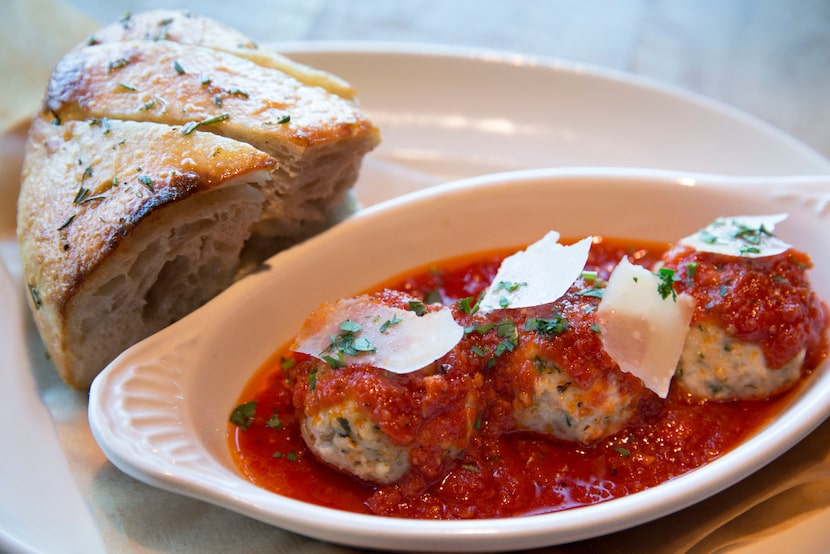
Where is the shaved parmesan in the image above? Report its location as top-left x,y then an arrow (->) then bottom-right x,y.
478,233 -> 592,312
293,296 -> 464,374
680,214 -> 791,258
596,258 -> 695,398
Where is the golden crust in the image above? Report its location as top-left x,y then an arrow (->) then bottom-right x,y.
46,39 -> 376,152
82,9 -> 356,100
17,116 -> 276,387
19,116 -> 276,296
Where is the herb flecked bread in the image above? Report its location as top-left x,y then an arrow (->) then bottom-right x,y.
16,10 -> 380,390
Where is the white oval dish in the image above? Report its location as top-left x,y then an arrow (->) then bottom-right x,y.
88,167 -> 830,552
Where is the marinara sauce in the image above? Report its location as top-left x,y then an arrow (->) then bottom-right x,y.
228,237 -> 816,519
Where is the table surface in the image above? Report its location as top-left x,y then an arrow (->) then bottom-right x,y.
2,1 -> 829,553
64,0 -> 830,162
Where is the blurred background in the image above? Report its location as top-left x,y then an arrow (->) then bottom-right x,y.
20,0 -> 830,161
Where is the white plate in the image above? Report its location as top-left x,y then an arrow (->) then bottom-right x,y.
1,44 -> 829,553
88,168 -> 830,552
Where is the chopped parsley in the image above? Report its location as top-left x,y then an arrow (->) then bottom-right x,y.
494,280 -> 526,293
732,221 -> 773,245
465,322 -> 496,336
524,312 -> 569,337
655,267 -> 677,300
492,280 -> 527,308
493,319 -> 519,357
686,262 -> 698,277
273,450 -> 299,461
575,286 -> 604,299
265,410 -> 283,429
456,292 -> 484,315
456,296 -> 476,315
407,300 -> 427,316
581,270 -> 599,282
424,289 -> 442,304
379,314 -> 403,333
320,320 -> 376,368
229,400 -> 257,430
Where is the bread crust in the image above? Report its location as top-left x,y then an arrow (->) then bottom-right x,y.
46,39 -> 374,150
82,9 -> 356,100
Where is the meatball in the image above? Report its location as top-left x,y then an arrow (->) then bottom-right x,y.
484,284 -> 653,445
290,290 -> 483,485
300,394 -> 410,484
662,244 -> 828,401
676,322 -> 804,400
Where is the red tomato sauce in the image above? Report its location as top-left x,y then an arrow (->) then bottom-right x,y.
662,244 -> 828,369
228,237 -> 815,519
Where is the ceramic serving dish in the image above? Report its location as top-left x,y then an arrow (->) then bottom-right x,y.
88,167 -> 830,552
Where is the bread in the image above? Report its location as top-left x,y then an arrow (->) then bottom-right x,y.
82,9 -> 357,100
17,10 -> 380,390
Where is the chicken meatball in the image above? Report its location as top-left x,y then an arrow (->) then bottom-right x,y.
483,283 -> 653,445
676,322 -> 804,400
290,290 -> 483,485
663,244 -> 828,401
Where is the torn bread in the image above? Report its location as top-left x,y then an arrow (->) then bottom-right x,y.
17,11 -> 380,389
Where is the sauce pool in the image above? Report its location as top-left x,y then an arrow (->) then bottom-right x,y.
228,237 -> 804,519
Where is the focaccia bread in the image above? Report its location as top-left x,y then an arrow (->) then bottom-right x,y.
17,10 -> 380,390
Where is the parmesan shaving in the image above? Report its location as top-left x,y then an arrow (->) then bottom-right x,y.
596,257 -> 695,398
479,233 -> 592,312
679,214 -> 791,258
293,296 -> 464,374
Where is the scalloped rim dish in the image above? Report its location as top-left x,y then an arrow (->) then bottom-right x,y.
88,168 -> 830,552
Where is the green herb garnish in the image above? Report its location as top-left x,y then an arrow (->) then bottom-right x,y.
379,314 -> 402,333
408,300 -> 427,316
108,57 -> 131,72
656,267 -> 677,300
229,400 -> 257,430
181,113 -> 231,135
265,410 -> 283,429
524,312 -> 569,337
